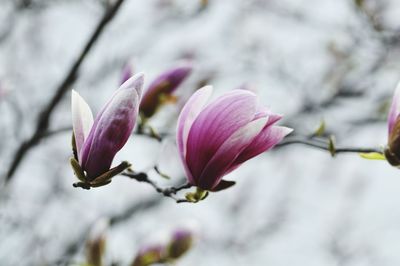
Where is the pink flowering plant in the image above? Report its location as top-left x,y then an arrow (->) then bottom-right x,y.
385,82 -> 400,166
177,86 -> 292,201
69,66 -> 293,202
68,61 -> 295,204
70,73 -> 143,189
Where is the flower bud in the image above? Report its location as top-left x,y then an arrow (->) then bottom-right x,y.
166,229 -> 193,260
71,73 -> 143,186
140,64 -> 192,119
86,218 -> 109,266
131,245 -> 166,266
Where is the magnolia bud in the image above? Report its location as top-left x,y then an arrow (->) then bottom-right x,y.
140,64 -> 192,119
166,230 -> 193,260
86,218 -> 109,266
131,245 -> 166,266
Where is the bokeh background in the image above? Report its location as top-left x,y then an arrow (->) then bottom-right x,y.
1,0 -> 400,265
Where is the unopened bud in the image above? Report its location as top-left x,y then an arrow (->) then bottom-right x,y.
131,245 -> 165,266
140,64 -> 192,119
167,230 -> 193,260
86,218 -> 109,266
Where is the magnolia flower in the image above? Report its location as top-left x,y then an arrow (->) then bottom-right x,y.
177,86 -> 293,191
71,73 -> 143,188
139,64 -> 192,119
385,82 -> 400,166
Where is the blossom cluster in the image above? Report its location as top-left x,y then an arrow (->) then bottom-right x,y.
70,65 -> 292,193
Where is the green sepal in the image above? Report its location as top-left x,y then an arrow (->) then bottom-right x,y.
70,157 -> 86,182
212,180 -> 236,192
185,187 -> 209,203
314,120 -> 326,137
359,152 -> 386,160
90,161 -> 131,186
72,182 -> 91,190
90,180 -> 112,188
148,126 -> 161,141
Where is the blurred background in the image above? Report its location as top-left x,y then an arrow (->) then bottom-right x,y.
1,0 -> 400,265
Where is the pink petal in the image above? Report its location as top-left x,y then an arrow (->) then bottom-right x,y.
80,73 -> 144,179
388,81 -> 400,135
185,90 -> 258,184
197,117 -> 268,190
254,106 -> 282,126
71,90 -> 94,158
176,86 -> 213,183
232,125 -> 293,167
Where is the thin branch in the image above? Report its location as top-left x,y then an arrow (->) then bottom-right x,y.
121,171 -> 192,203
5,0 -> 127,183
40,126 -> 72,138
277,136 -> 382,154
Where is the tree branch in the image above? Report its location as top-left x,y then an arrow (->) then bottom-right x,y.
121,171 -> 192,203
5,0 -> 127,183
276,136 -> 382,155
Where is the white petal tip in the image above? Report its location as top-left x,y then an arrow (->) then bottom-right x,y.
71,89 -> 79,98
280,126 -> 294,137
198,85 -> 213,94
71,90 -> 87,106
120,72 -> 145,96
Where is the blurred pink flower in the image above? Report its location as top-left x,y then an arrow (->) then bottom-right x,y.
139,64 -> 192,118
177,86 -> 293,191
385,82 -> 400,166
72,73 -> 143,180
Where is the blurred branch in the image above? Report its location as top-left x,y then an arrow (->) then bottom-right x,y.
5,0 -> 127,183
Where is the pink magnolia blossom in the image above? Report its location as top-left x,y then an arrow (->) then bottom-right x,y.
139,64 -> 192,118
177,86 -> 293,191
385,82 -> 400,166
72,73 -> 143,180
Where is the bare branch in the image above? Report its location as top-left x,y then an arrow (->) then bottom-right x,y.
121,171 -> 192,204
5,0 -> 127,183
276,136 -> 382,155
